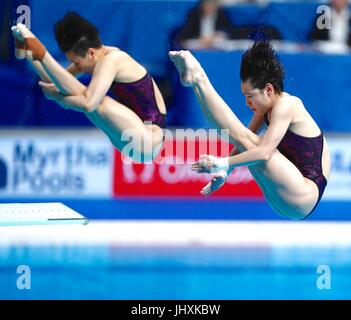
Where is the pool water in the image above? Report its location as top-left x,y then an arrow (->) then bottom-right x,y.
1,245 -> 350,299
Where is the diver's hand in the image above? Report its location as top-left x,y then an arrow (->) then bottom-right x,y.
192,154 -> 229,174
200,170 -> 228,196
38,81 -> 60,100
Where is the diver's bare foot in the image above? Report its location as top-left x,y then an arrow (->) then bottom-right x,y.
168,50 -> 206,87
12,23 -> 36,39
11,24 -> 26,59
11,23 -> 46,61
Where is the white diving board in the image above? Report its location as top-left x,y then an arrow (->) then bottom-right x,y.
0,202 -> 88,227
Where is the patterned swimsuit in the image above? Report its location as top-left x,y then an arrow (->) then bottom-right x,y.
109,72 -> 166,129
265,115 -> 327,216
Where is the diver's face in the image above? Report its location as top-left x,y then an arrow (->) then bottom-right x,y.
241,80 -> 272,115
66,50 -> 96,74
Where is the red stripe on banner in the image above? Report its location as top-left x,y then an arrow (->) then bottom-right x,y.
113,138 -> 263,198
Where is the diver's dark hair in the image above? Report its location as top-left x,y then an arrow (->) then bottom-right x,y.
54,11 -> 102,56
240,41 -> 285,93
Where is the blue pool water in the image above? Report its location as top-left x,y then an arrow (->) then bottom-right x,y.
1,199 -> 351,299
0,245 -> 350,299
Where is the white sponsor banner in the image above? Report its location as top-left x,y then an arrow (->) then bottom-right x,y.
323,135 -> 351,200
0,130 -> 113,198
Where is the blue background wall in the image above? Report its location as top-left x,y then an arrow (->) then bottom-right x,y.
1,0 -> 350,132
